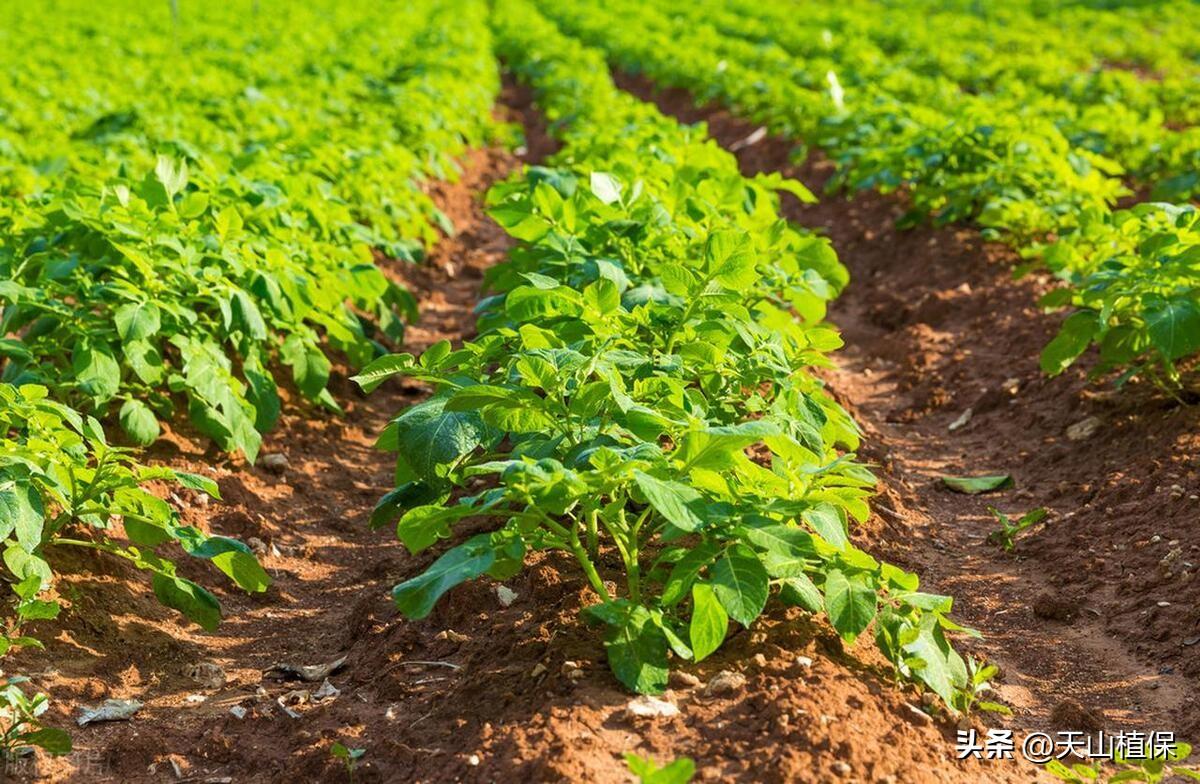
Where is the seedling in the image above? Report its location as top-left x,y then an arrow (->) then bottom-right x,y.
950,657 -> 1011,717
0,677 -> 71,760
626,753 -> 695,784
986,507 -> 1048,551
330,742 -> 366,782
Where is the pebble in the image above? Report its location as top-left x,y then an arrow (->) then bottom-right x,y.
832,761 -> 852,776
186,662 -> 227,690
623,695 -> 679,720
261,453 -> 289,473
795,655 -> 814,670
904,702 -> 933,726
705,670 -> 747,696
669,670 -> 702,689
495,586 -> 518,607
1065,417 -> 1101,441
467,754 -> 481,767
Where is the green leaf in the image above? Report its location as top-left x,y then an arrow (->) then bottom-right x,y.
0,478 -> 44,552
3,546 -> 52,589
704,230 -> 759,289
823,569 -> 877,642
23,727 -> 72,755
780,574 -> 824,613
178,191 -> 209,219
281,336 -> 331,399
392,534 -> 498,619
660,541 -> 720,606
625,754 -> 696,784
152,573 -> 222,631
603,605 -> 669,694
155,155 -> 188,199
941,474 -> 1013,494
172,471 -> 221,499
1145,298 -> 1200,361
688,582 -> 728,662
674,422 -> 775,473
902,617 -> 967,704
119,399 -> 160,446
803,503 -> 848,550
710,545 -> 769,627
71,340 -> 121,403
582,278 -> 621,315
114,302 -> 161,342
590,171 -> 622,205
388,397 -> 494,483
633,471 -> 706,532
352,353 -> 415,393
211,550 -> 271,593
395,503 -> 474,553
738,524 -> 817,578
1040,311 -> 1098,375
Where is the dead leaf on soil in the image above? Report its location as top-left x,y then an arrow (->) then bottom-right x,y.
77,698 -> 143,727
264,655 -> 347,683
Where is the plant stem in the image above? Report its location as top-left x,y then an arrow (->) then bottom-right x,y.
569,532 -> 610,602
586,507 -> 599,557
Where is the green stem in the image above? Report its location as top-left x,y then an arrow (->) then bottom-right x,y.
586,507 -> 599,557
569,532 -> 611,602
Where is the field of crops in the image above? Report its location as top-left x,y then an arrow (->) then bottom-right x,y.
1,0 -> 1198,781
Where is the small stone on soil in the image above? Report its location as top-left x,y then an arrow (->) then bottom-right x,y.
623,695 -> 679,720
705,670 -> 747,696
495,585 -> 518,607
948,408 -> 973,431
904,703 -> 933,726
186,661 -> 227,690
795,655 -> 814,670
669,670 -> 702,689
1065,417 -> 1101,441
261,453 -> 289,473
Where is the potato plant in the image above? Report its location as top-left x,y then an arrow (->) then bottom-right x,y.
0,383 -> 269,631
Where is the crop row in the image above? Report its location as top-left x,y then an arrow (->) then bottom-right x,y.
539,0 -> 1200,388
0,0 -> 497,461
357,0 -> 981,704
0,0 -> 501,709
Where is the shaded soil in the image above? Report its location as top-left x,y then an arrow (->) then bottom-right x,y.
614,72 -> 1200,740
